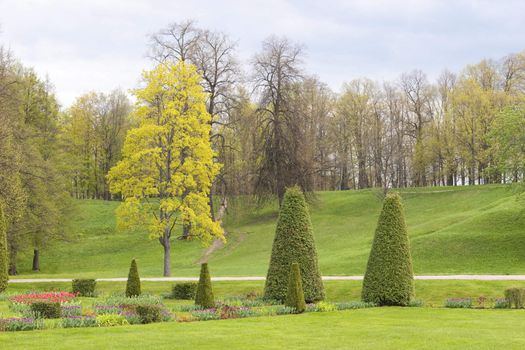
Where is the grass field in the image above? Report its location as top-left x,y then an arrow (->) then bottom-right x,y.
13,184 -> 525,278
1,308 -> 524,349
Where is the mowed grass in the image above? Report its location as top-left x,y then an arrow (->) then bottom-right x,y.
14,184 -> 525,277
1,308 -> 524,349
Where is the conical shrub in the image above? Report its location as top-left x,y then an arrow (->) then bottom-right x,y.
0,204 -> 8,293
285,262 -> 306,313
125,259 -> 141,297
264,186 -> 324,303
195,263 -> 214,308
362,192 -> 414,306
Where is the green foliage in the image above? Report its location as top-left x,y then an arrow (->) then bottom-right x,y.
168,282 -> 197,300
362,192 -> 414,306
444,298 -> 473,308
0,204 -> 8,293
61,316 -> 97,328
504,288 -> 525,309
264,186 -> 324,303
136,305 -> 162,324
29,301 -> 61,318
96,314 -> 129,327
195,263 -> 214,308
72,279 -> 96,297
285,262 -> 306,313
125,259 -> 141,297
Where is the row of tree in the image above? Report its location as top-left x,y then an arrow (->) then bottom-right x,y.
61,21 -> 525,205
1,20 -> 524,274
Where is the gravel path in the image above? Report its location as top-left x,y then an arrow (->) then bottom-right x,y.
8,275 -> 525,283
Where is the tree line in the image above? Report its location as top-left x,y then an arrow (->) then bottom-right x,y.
1,20 -> 524,274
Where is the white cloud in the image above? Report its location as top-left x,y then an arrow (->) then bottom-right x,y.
1,0 -> 524,106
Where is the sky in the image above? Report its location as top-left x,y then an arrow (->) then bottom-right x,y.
1,0 -> 524,107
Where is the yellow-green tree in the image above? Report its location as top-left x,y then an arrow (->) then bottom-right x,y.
108,62 -> 223,276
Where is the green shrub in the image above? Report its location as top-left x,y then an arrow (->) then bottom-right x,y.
30,301 -> 61,318
169,282 -> 197,300
195,263 -> 214,309
494,298 -> 509,309
504,288 -> 525,309
264,186 -> 324,303
335,301 -> 377,310
0,317 -> 43,331
125,259 -> 141,297
61,316 -> 97,328
72,279 -> 97,297
190,309 -> 219,321
96,314 -> 129,327
0,203 -> 8,293
136,304 -> 162,324
285,262 -> 306,313
316,301 -> 337,312
445,298 -> 472,308
361,192 -> 414,306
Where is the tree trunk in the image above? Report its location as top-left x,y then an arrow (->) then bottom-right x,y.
32,249 -> 40,271
161,235 -> 171,277
182,224 -> 191,240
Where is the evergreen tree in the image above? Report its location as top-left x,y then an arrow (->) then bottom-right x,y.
0,203 -> 8,292
125,259 -> 141,297
195,263 -> 215,308
264,186 -> 324,302
362,192 -> 414,306
285,262 -> 306,313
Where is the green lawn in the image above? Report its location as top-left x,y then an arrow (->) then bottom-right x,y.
14,184 -> 525,277
1,308 -> 524,349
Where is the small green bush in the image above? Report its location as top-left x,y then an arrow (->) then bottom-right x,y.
362,192 -> 414,306
504,288 -> 525,309
444,298 -> 472,308
335,301 -> 377,310
30,301 -> 61,318
61,316 -> 97,328
0,317 -> 43,331
316,301 -> 337,312
125,259 -> 141,297
195,263 -> 214,309
96,314 -> 129,327
169,283 -> 197,300
72,279 -> 97,297
285,262 -> 306,313
494,298 -> 509,309
136,304 -> 162,324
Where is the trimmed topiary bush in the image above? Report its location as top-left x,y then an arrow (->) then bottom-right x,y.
0,203 -> 8,293
195,263 -> 214,308
504,288 -> 525,309
125,259 -> 141,297
72,279 -> 97,297
30,301 -> 61,318
362,192 -> 414,306
285,262 -> 306,313
169,282 -> 197,300
264,186 -> 324,303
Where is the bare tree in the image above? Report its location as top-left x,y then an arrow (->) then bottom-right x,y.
251,36 -> 308,204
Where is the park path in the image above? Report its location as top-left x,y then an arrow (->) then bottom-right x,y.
8,275 -> 525,283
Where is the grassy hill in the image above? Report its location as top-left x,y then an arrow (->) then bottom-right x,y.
15,184 -> 525,278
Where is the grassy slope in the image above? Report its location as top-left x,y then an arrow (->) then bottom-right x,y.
15,184 -> 525,277
1,308 -> 524,349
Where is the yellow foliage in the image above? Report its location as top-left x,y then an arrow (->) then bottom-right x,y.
108,62 -> 223,245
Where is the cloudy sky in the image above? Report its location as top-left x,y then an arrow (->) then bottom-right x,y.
1,0 -> 524,106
